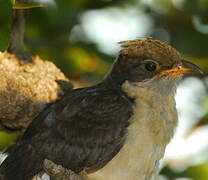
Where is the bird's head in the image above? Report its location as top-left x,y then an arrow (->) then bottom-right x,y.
105,38 -> 202,93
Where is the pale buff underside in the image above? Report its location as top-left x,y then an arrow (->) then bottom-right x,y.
87,80 -> 178,180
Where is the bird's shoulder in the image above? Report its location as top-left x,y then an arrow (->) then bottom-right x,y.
50,84 -> 134,140
54,84 -> 133,119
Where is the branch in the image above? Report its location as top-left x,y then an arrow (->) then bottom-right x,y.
43,159 -> 87,180
7,0 -> 42,61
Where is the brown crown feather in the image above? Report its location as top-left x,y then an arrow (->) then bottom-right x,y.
118,38 -> 181,69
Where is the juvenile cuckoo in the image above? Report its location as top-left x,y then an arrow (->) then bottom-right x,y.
0,39 -> 202,180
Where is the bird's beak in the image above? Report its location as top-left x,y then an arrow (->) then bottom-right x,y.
181,59 -> 203,74
157,59 -> 203,78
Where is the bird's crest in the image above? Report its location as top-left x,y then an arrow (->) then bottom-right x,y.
118,37 -> 153,48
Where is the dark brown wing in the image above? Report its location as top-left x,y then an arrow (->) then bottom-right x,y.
22,84 -> 133,173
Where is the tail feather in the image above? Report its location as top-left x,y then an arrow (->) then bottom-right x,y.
0,142 -> 43,180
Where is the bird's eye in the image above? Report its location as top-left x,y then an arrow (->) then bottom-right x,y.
142,60 -> 160,72
145,63 -> 156,71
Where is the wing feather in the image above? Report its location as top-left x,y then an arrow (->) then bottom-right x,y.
23,86 -> 133,173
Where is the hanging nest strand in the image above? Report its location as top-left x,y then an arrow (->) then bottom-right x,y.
0,51 -> 73,132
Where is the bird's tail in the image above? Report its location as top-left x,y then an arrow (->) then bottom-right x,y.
0,141 -> 43,180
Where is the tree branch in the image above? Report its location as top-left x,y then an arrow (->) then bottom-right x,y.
7,0 -> 32,61
43,159 -> 87,180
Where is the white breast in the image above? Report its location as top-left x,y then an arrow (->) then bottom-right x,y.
88,80 -> 178,180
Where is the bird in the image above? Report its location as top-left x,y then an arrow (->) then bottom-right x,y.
0,38 -> 202,180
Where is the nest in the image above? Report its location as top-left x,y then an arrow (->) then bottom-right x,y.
0,52 -> 73,132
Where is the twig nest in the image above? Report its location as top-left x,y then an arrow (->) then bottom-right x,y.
0,51 -> 73,132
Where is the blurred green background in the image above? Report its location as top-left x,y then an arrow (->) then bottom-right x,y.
1,0 -> 208,179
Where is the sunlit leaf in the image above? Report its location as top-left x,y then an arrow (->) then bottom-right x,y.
0,131 -> 20,151
12,3 -> 43,10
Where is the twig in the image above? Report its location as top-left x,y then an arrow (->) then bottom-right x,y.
43,159 -> 87,180
7,0 -> 32,61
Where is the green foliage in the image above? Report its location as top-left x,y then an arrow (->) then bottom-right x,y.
161,163 -> 208,180
0,0 -> 11,50
0,131 -> 19,151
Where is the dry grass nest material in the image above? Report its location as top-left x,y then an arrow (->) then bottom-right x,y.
0,51 -> 73,132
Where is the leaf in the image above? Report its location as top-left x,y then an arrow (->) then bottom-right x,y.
0,131 -> 20,150
12,3 -> 43,10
